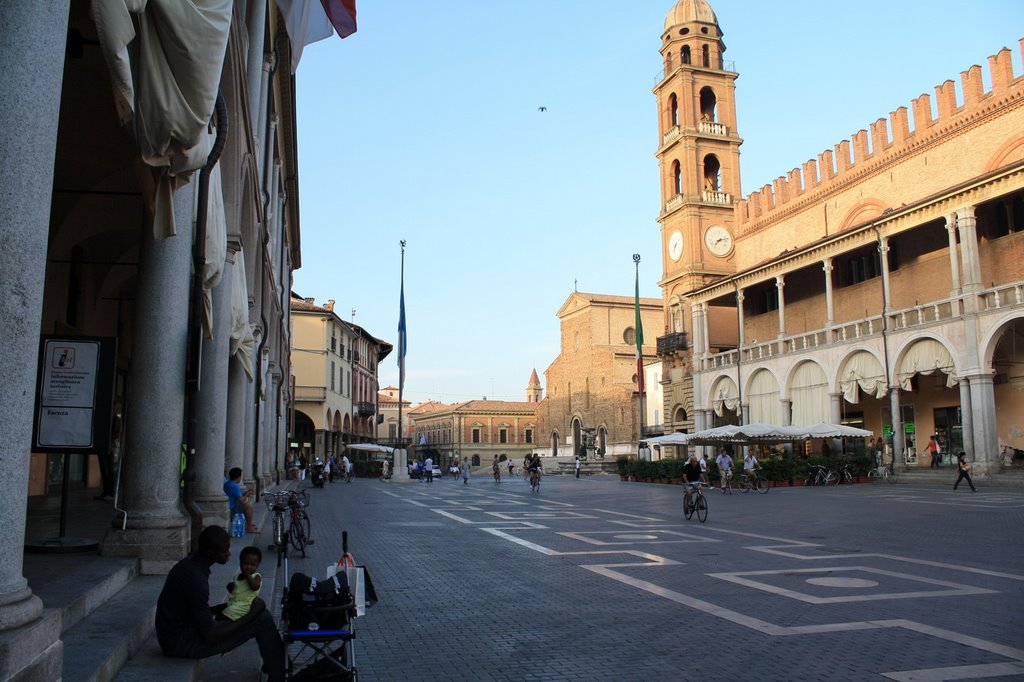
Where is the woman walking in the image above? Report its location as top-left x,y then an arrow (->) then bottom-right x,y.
461,458 -> 471,485
953,452 -> 977,492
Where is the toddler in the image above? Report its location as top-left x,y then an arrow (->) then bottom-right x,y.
222,546 -> 263,620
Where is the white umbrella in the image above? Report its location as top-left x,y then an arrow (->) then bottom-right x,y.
781,423 -> 873,439
346,443 -> 395,453
642,432 -> 694,445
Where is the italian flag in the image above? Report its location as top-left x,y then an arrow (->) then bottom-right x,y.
635,268 -> 644,395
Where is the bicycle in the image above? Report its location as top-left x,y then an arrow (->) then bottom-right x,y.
837,463 -> 855,485
867,459 -> 896,482
1000,444 -> 1024,467
683,482 -> 708,522
528,468 -> 541,492
738,469 -> 769,494
806,464 -> 837,486
265,490 -> 313,561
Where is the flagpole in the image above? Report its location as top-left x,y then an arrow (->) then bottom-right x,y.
397,240 -> 407,453
633,253 -> 644,454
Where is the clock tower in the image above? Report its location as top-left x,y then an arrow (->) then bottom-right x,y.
654,0 -> 742,432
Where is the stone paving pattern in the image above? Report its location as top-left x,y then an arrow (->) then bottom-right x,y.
201,473 -> 1024,681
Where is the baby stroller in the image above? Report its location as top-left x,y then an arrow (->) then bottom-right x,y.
281,571 -> 357,680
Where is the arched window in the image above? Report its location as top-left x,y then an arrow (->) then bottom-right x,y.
672,160 -> 682,196
702,45 -> 710,67
665,51 -> 673,73
669,297 -> 684,333
624,327 -> 636,345
699,87 -> 717,123
668,93 -> 678,127
702,154 -> 721,192
550,431 -> 559,457
681,46 -> 691,65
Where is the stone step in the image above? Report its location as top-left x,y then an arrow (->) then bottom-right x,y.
27,554 -> 139,634
60,575 -> 168,682
113,636 -> 201,682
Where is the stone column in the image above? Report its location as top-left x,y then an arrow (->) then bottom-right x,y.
245,0 -> 268,129
700,303 -> 710,358
878,237 -> 892,312
263,363 -> 281,487
888,389 -> 905,469
243,325 -> 261,483
822,258 -> 835,328
104,185 -> 194,574
957,207 -> 983,295
775,275 -> 786,339
225,356 -> 249,476
966,373 -> 998,474
0,4 -> 67,678
958,379 -> 974,462
830,393 -> 842,424
779,399 -> 792,426
192,243 -> 235,525
736,289 -> 745,346
945,214 -> 962,298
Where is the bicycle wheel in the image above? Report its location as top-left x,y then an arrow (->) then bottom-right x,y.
755,476 -> 768,494
289,513 -> 310,557
696,494 -> 708,522
826,471 -> 838,486
683,495 -> 693,519
738,478 -> 749,493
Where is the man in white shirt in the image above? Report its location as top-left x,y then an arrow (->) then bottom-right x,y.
424,456 -> 434,483
715,449 -> 733,493
743,452 -> 759,485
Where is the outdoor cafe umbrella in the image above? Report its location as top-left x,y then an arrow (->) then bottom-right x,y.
779,423 -> 873,439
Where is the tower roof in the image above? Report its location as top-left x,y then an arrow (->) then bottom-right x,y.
527,369 -> 541,388
664,0 -> 719,30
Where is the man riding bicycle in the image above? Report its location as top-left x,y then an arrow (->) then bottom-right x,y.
682,454 -> 703,511
526,453 -> 542,487
743,451 -> 759,486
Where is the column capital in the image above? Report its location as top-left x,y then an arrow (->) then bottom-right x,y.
822,258 -> 833,273
226,234 -> 243,255
775,275 -> 785,288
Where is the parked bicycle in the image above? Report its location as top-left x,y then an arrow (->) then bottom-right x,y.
867,458 -> 896,482
738,469 -> 769,494
837,463 -> 855,485
265,490 -> 312,562
806,464 -> 837,486
1000,443 -> 1024,467
683,482 -> 709,522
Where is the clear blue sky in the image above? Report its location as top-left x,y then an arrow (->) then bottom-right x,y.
292,0 -> 1023,404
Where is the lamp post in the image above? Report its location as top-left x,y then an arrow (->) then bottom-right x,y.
634,253 -> 645,458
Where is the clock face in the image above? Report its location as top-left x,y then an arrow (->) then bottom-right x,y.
704,225 -> 732,257
668,230 -> 684,261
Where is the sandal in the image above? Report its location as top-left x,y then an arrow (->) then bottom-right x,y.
246,526 -> 260,534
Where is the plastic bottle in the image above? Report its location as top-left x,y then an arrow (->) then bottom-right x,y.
232,512 -> 245,538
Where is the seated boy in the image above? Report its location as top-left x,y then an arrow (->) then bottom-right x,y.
224,467 -> 258,534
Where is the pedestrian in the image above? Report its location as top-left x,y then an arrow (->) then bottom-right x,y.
492,456 -> 501,482
953,452 -> 976,492
574,455 -> 581,479
461,458 -> 471,484
508,459 -> 515,477
424,455 -> 434,483
928,435 -> 941,468
298,454 -> 307,481
223,467 -> 258,534
380,459 -> 390,480
699,453 -> 710,485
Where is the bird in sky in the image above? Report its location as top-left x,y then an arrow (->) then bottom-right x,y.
537,106 -> 547,112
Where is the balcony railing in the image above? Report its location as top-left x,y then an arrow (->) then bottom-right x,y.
295,385 -> 327,402
698,121 -> 728,136
699,282 -> 1024,371
657,331 -> 689,356
664,194 -> 684,213
702,190 -> 731,204
356,401 -> 375,417
662,125 -> 680,147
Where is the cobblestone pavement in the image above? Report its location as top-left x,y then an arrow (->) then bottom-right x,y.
205,474 -> 1024,681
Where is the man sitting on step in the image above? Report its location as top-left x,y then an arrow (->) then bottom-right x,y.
155,525 -> 285,682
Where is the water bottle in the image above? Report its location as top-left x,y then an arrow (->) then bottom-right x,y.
232,513 -> 245,538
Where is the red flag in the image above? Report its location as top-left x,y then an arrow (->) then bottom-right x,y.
320,0 -> 357,38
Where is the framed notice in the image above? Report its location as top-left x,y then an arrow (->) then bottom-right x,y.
32,336 -> 116,453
